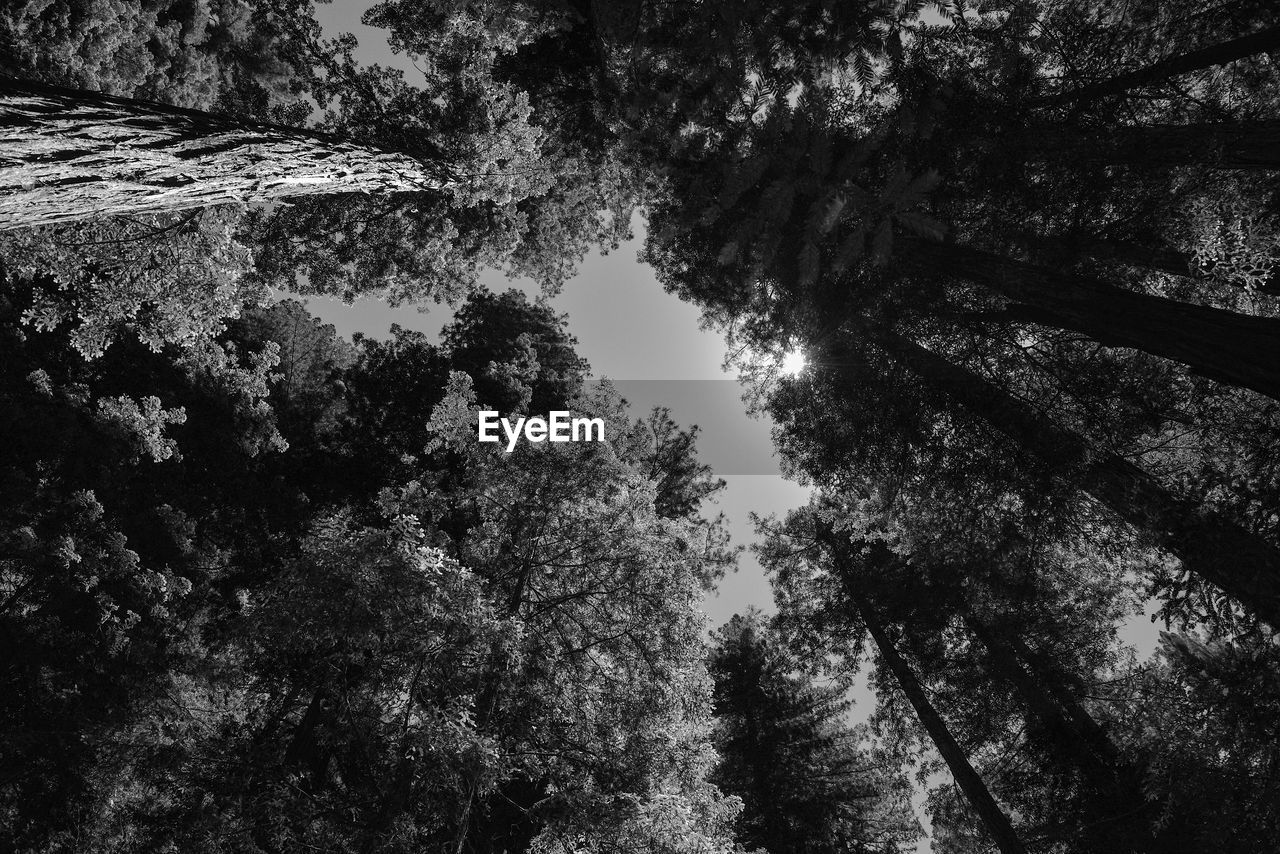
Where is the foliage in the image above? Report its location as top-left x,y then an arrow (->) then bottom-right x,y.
0,206 -> 261,357
0,0 -> 310,113
1133,631 -> 1280,846
7,1 -> 1280,850
709,610 -> 920,854
0,277 -> 744,852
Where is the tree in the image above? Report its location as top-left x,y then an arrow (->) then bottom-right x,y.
810,532 -> 1029,854
0,269 -> 291,849
0,77 -> 448,229
1035,22 -> 1280,108
370,364 -> 739,853
708,610 -> 919,854
0,204 -> 261,357
1119,631 -> 1280,850
0,268 -> 746,852
758,494 -> 1205,852
641,102 -> 1280,403
0,2 -> 641,350
1028,0 -> 1280,111
395,0 -> 1280,406
0,0 -> 314,115
820,325 -> 1280,628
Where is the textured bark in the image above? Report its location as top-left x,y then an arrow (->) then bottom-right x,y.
859,326 -> 1280,629
1038,24 -> 1280,107
902,239 -> 1280,401
0,78 -> 446,230
832,553 -> 1028,854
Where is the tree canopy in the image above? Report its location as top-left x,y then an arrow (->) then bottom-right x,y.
4,1 -> 1280,851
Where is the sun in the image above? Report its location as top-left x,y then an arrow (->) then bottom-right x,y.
779,348 -> 807,376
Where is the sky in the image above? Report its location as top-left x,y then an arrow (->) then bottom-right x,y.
302,2 -> 1165,651
301,227 -> 813,627
306,3 -> 813,631
301,9 -> 1166,849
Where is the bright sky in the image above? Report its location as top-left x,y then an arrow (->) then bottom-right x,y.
302,10 -> 1163,850
307,3 -> 813,631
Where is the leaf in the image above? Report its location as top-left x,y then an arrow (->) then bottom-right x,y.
929,1 -> 955,21
853,50 -> 876,89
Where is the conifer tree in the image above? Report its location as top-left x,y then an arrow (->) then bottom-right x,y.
709,611 -> 919,854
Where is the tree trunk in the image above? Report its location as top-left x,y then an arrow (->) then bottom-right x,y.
1037,24 -> 1280,108
858,325 -> 1280,629
837,566 -> 1028,854
0,78 -> 445,230
1036,121 -> 1280,170
963,613 -> 1120,790
967,615 -> 1200,852
1016,232 -> 1191,278
1003,632 -> 1121,763
1016,232 -> 1280,296
282,686 -> 334,787
902,239 -> 1280,401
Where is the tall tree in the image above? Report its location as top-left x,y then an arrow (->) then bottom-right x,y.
0,78 -> 447,229
759,495 -> 1201,852
0,1 -> 641,343
1035,23 -> 1280,108
708,610 -> 919,854
828,325 -> 1280,628
817,535 -> 1029,854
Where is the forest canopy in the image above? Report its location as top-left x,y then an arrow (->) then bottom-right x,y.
3,1 -> 1280,852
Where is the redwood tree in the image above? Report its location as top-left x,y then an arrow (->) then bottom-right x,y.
0,78 -> 446,230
